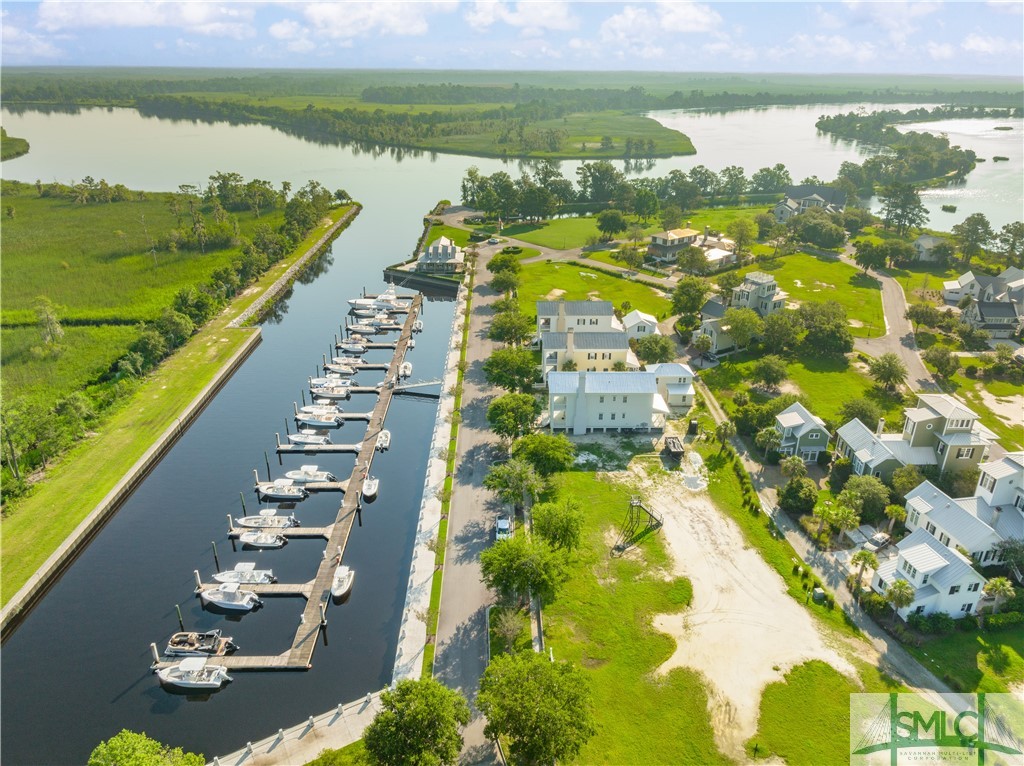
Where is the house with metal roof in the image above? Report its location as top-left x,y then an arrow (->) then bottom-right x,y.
621,309 -> 660,340
835,394 -> 997,480
772,185 -> 848,223
693,272 -> 788,353
415,236 -> 465,273
540,329 -> 638,376
870,528 -> 988,619
644,362 -> 695,408
546,371 -> 669,435
536,300 -> 620,336
942,266 -> 1024,305
773,402 -> 830,463
912,234 -> 947,262
961,299 -> 1022,339
647,227 -> 701,262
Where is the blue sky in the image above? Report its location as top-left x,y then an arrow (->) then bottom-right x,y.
2,1 -> 1022,77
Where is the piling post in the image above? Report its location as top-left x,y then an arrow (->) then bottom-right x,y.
265,451 -> 272,481
150,643 -> 160,664
285,417 -> 291,435
239,491 -> 247,514
301,389 -> 307,406
175,601 -> 185,629
226,514 -> 233,533
211,541 -> 221,573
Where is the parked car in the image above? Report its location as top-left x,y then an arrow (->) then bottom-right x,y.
487,237 -> 500,244
864,532 -> 891,553
701,351 -> 718,362
495,514 -> 513,541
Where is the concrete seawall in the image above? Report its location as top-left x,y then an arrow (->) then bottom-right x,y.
1,329 -> 263,636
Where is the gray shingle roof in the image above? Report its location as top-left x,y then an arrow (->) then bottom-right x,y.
536,300 -> 614,317
782,184 -> 848,207
976,301 -> 1021,319
541,332 -> 630,351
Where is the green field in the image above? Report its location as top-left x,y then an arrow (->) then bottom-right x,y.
1,128 -> 29,161
905,630 -> 1024,694
530,111 -> 695,157
586,249 -> 668,277
932,357 -> 1024,450
482,214 -> 662,251
517,261 -> 671,318
1,208 -> 354,603
740,253 -> 886,338
544,470 -> 728,766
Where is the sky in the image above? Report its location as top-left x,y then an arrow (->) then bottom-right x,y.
2,1 -> 1023,77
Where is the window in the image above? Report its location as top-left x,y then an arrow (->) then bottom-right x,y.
601,352 -> 611,360
908,509 -> 920,525
588,352 -> 597,360
589,318 -> 598,325
956,447 -> 974,459
961,603 -> 973,613
598,413 -> 604,421
577,318 -> 585,326
622,413 -> 626,420
1015,494 -> 1024,510
925,522 -> 937,535
979,473 -> 996,492
901,561 -> 918,579
914,605 -> 925,615
968,582 -> 980,592
808,432 -> 820,440
611,414 -> 616,421
939,533 -> 950,546
622,396 -> 628,404
937,443 -> 946,455
950,418 -> 971,429
949,585 -> 961,595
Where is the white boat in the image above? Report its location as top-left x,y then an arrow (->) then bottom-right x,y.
165,629 -> 237,657
412,319 -> 424,333
337,341 -> 367,355
376,430 -> 392,452
347,323 -> 377,334
310,375 -> 354,388
331,565 -> 355,599
285,465 -> 336,483
362,475 -> 379,500
213,562 -> 276,584
156,657 -> 232,691
348,285 -> 400,308
399,361 -> 412,378
351,307 -> 380,317
333,353 -> 363,364
235,509 -> 300,528
254,474 -> 309,501
300,402 -> 343,415
200,582 -> 263,610
288,430 -> 332,445
323,362 -> 356,376
310,386 -> 351,402
238,530 -> 287,549
296,410 -> 343,429
408,339 -> 415,349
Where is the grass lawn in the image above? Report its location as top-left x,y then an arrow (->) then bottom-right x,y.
922,357 -> 1024,450
700,351 -> 906,427
586,249 -> 668,277
530,111 -> 695,157
518,261 -> 671,318
905,629 -> 1024,694
305,740 -> 367,765
1,128 -> 29,160
741,253 -> 885,338
426,224 -> 475,248
1,208 -> 355,603
543,471 -> 728,765
488,605 -> 533,657
482,214 -> 662,251
889,262 -> 960,307
746,660 -> 903,765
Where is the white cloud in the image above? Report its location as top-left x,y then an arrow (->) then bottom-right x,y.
268,18 -> 318,52
297,1 -> 457,39
841,0 -> 941,48
926,41 -> 954,60
814,4 -> 844,30
2,14 -> 63,59
986,1 -> 1024,14
598,1 -> 724,59
961,33 -> 1022,54
465,1 -> 577,34
36,1 -> 256,39
784,33 -> 879,64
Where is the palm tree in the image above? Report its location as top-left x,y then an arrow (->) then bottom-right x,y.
755,427 -> 782,458
829,504 -> 861,546
884,504 -> 907,533
983,577 -> 1016,614
885,578 -> 915,626
779,455 -> 807,480
813,502 -> 834,538
850,550 -> 878,589
715,420 -> 736,453
693,334 -> 712,368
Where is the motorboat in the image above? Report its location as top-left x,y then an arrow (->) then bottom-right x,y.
331,565 -> 355,599
156,657 -> 232,691
213,562 -> 276,584
309,385 -> 352,402
362,475 -> 379,500
348,285 -> 402,309
375,429 -> 392,452
347,323 -> 378,334
350,307 -> 380,317
367,314 -> 397,327
399,361 -> 412,379
285,465 -> 336,483
412,319 -> 424,333
199,582 -> 263,610
295,406 -> 343,429
288,430 -> 332,445
323,362 -> 356,376
238,530 -> 287,549
299,402 -> 343,416
408,339 -> 416,349
235,509 -> 300,528
165,629 -> 238,657
337,341 -> 367,355
332,353 -> 363,365
254,473 -> 309,502
310,375 -> 354,388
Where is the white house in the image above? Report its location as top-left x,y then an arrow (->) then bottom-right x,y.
547,371 -> 669,435
942,267 -> 1024,305
912,234 -> 946,262
644,362 -> 695,408
871,528 -> 988,619
622,309 -> 660,339
416,236 -> 465,273
536,300 -> 620,336
704,247 -> 737,271
773,402 -> 830,462
961,299 -> 1022,339
773,184 -> 848,222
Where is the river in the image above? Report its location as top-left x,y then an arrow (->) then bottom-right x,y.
0,102 -> 1020,765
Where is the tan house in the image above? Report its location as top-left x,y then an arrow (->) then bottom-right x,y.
536,300 -> 620,336
540,329 -> 638,376
647,227 -> 701,262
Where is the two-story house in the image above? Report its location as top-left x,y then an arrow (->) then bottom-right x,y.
773,184 -> 848,223
834,394 -> 996,481
540,329 -> 638,376
647,227 -> 700,263
904,455 -> 1024,567
774,402 -> 830,462
547,371 -> 669,435
871,528 -> 989,619
961,299 -> 1022,339
415,236 -> 465,273
942,266 -> 1024,305
536,300 -> 620,337
693,271 -> 788,353
912,234 -> 947,263
643,362 -> 695,408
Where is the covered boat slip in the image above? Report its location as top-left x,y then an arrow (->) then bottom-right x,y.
155,294 -> 425,673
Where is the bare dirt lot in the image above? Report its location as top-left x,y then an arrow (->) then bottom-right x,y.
624,467 -> 858,760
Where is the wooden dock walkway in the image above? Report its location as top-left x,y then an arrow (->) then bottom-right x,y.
195,581 -> 315,598
228,525 -> 334,540
275,439 -> 364,455
168,294 -> 425,672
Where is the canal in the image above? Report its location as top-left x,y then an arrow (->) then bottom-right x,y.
1,102 -> 1020,765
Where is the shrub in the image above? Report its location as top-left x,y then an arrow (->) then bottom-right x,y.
861,592 -> 888,617
986,611 -> 1024,631
958,614 -> 978,631
907,613 -> 930,633
926,611 -> 956,635
816,450 -> 833,468
964,364 -> 978,378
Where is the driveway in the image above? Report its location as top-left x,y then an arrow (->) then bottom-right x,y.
433,244 -> 501,765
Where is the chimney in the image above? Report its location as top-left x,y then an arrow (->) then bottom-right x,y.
993,507 -> 1003,526
557,301 -> 566,333
876,417 -> 885,435
703,225 -> 709,243
686,220 -> 691,229
567,327 -> 575,355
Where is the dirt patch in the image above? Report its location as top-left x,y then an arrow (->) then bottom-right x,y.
544,288 -> 566,300
975,385 -> 1024,434
627,468 -> 858,760
793,279 -> 804,287
849,319 -> 864,328
815,280 -> 835,289
785,300 -> 802,310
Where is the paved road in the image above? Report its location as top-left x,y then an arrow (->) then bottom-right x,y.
433,241 -> 502,765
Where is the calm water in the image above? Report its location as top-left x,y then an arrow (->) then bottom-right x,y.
1,102 -> 1020,764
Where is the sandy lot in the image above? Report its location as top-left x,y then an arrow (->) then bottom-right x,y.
626,467 -> 858,760
975,385 -> 1024,436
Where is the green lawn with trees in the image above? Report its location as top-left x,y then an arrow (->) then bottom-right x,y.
905,630 -> 1024,694
1,127 -> 30,161
516,262 -> 671,318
